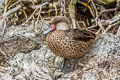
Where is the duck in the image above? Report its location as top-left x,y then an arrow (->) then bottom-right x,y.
43,16 -> 96,72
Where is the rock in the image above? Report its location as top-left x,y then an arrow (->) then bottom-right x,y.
0,25 -> 43,56
0,45 -> 55,80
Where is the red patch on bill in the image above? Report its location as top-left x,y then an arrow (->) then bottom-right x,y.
51,25 -> 56,31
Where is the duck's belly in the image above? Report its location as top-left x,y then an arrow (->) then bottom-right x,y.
46,30 -> 93,59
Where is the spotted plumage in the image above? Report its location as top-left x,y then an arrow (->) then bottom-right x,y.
46,29 -> 95,59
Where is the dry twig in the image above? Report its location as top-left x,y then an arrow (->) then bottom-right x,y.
0,48 -> 6,56
22,2 -> 49,25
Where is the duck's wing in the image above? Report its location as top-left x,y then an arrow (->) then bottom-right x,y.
68,29 -> 96,41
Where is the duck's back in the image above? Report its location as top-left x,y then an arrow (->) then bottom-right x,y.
46,29 -> 96,59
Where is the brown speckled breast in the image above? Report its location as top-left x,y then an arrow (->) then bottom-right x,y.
46,30 -> 96,59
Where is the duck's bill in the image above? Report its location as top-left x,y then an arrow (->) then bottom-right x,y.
43,24 -> 55,35
43,28 -> 51,35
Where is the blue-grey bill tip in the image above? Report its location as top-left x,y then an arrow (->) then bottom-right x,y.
43,29 -> 51,35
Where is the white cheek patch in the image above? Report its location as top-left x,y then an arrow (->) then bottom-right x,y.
56,22 -> 69,30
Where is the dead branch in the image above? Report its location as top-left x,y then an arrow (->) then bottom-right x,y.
68,0 -> 77,29
8,0 -> 21,9
98,8 -> 117,18
22,2 -> 49,25
2,5 -> 22,18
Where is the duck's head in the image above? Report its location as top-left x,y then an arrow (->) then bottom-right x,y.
43,16 -> 71,35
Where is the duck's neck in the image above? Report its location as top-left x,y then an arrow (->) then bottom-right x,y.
56,22 -> 70,31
